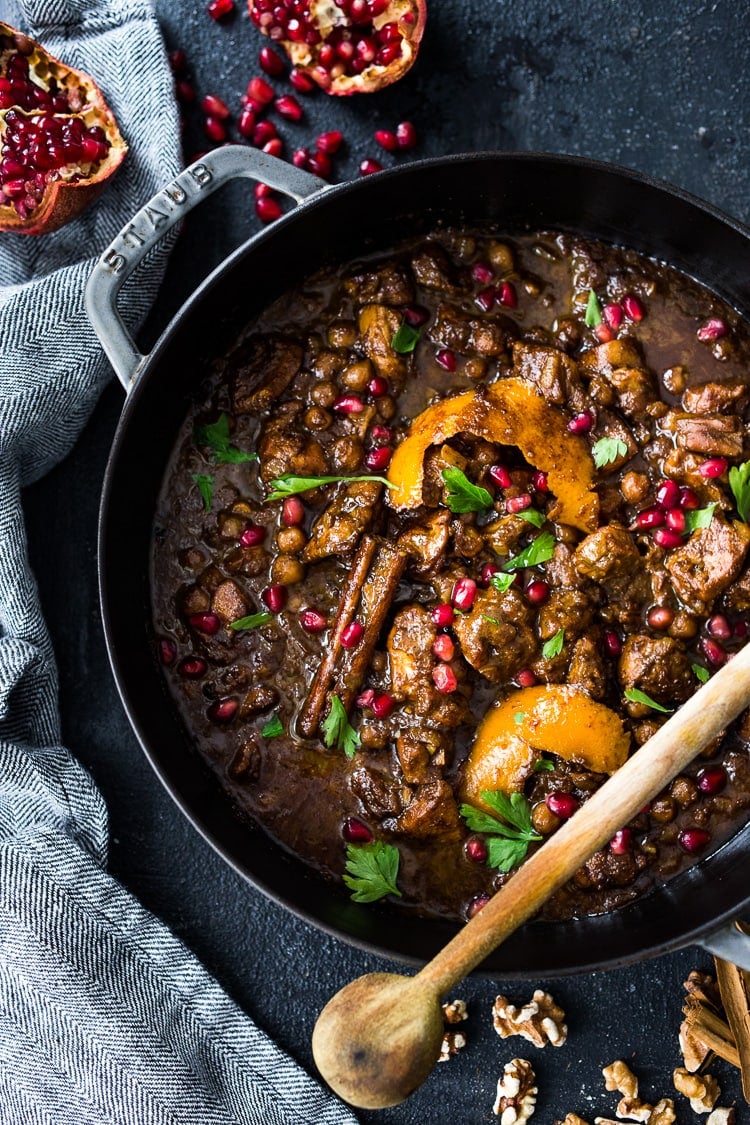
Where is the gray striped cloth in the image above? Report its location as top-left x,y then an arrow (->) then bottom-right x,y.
0,2 -> 357,1121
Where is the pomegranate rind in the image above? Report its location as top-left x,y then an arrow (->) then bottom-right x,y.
248,0 -> 427,96
0,22 -> 127,235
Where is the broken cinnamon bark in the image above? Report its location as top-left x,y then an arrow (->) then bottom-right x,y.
714,955 -> 750,1102
682,997 -> 741,1070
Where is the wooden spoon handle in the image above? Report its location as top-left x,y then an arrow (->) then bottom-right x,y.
416,641 -> 750,995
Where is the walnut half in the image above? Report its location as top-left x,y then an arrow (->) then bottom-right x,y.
673,1067 -> 720,1114
492,989 -> 567,1047
493,1058 -> 537,1124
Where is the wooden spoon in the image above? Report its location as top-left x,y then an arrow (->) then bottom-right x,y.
312,641 -> 750,1109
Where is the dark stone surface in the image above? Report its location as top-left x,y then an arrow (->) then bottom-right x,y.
20,2 -> 750,1121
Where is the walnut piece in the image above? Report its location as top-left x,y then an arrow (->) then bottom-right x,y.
672,1067 -> 720,1113
442,997 -> 468,1024
493,1058 -> 537,1123
438,1028 -> 466,1062
556,1116 -> 592,1125
603,1060 -> 639,1099
706,1110 -> 735,1125
684,971 -> 722,1009
492,989 -> 567,1047
679,1019 -> 712,1073
647,1099 -> 676,1125
602,1061 -> 675,1124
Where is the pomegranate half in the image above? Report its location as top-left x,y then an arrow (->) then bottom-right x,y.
248,0 -> 427,95
0,23 -> 127,235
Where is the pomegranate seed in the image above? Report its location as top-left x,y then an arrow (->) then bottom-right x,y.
497,281 -> 518,308
697,765 -> 728,795
342,817 -> 373,844
698,457 -> 728,478
602,303 -> 624,329
594,323 -> 614,344
262,584 -> 287,612
247,76 -> 274,105
316,130 -> 344,154
372,693 -> 395,719
374,129 -> 398,151
432,634 -> 455,662
365,445 -> 392,471
701,637 -> 727,666
479,563 -> 501,588
567,411 -> 593,434
609,828 -> 632,854
432,664 -> 458,693
647,606 -> 674,630
289,67 -> 316,93
604,630 -> 623,656
506,493 -> 532,514
665,508 -> 686,533
371,424 -> 392,441
451,577 -> 477,612
489,464 -> 512,489
240,523 -> 266,548
546,792 -> 579,819
516,669 -> 538,688
275,94 -> 303,120
465,837 -> 488,863
207,0 -> 234,18
532,471 -> 549,492
655,479 -> 680,510
259,45 -> 285,76
678,827 -> 711,853
159,638 -> 177,665
168,49 -> 188,74
300,607 -> 327,633
697,317 -> 727,342
367,374 -> 389,397
188,612 -> 221,635
208,698 -> 238,723
340,621 -> 364,649
431,604 -> 454,628
707,614 -> 732,640
201,93 -> 230,119
359,157 -> 382,176
333,394 -> 364,414
237,106 -> 257,137
475,285 -> 496,312
253,120 -> 278,146
467,894 -> 490,918
472,261 -> 494,284
395,120 -> 417,150
177,656 -> 207,679
679,486 -> 699,510
176,79 -> 195,104
653,527 -> 685,549
735,618 -> 749,638
435,349 -> 456,372
256,195 -> 282,222
306,151 -> 331,178
292,147 -> 310,168
636,506 -> 665,530
282,496 -> 305,526
622,294 -> 645,322
262,138 -> 284,158
525,580 -> 549,606
203,116 -> 227,143
254,181 -> 271,200
403,306 -> 429,327
356,688 -> 376,709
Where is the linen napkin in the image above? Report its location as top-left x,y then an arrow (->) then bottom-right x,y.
0,2 -> 357,1121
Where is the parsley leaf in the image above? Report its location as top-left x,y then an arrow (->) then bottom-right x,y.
501,531 -> 556,572
542,628 -> 565,659
195,413 -> 258,465
482,614 -> 502,625
584,289 -> 603,327
391,320 -> 421,354
321,694 -> 361,759
460,790 -> 541,873
343,840 -> 401,903
265,473 -> 393,503
692,663 -> 710,684
513,711 -> 525,726
192,473 -> 214,511
518,508 -> 545,527
490,572 -> 516,594
592,436 -> 629,469
534,758 -> 555,772
261,714 -> 283,738
729,461 -> 750,523
684,503 -> 716,534
624,688 -> 673,713
441,466 -> 494,513
229,612 -> 273,631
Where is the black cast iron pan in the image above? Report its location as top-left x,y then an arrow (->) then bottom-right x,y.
86,147 -> 750,976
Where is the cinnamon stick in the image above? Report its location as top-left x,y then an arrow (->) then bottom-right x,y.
682,998 -> 741,1069
714,955 -> 750,1102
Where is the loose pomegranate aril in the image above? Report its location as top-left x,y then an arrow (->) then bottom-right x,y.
604,630 -> 623,656
176,79 -> 196,104
247,75 -> 275,104
356,688 -> 376,709
333,393 -> 364,414
372,693 -> 395,719
678,827 -> 710,854
402,305 -> 429,327
653,527 -> 685,549
159,638 -> 177,665
698,457 -> 728,478
475,285 -> 496,312
178,656 -> 207,679
471,261 -> 494,284
497,281 -> 518,308
432,634 -> 455,662
707,614 -> 731,640
306,151 -> 331,178
479,563 -> 500,588
252,119 -> 278,146
262,138 -> 284,158
431,603 -> 454,628
282,496 -> 305,526
208,698 -> 238,723
340,621 -> 364,648
435,349 -> 456,371
467,893 -> 490,918
292,147 -> 310,168
647,606 -> 674,630
665,508 -> 686,533
259,44 -> 286,76
365,445 -> 392,471
678,486 -> 699,510
546,791 -> 579,819
636,505 -> 665,530
262,584 -> 288,612
342,817 -> 373,844
655,478 -> 680,510
465,837 -> 488,863
697,764 -> 728,795
622,293 -> 645,322
208,0 -> 234,17
532,470 -> 549,492
451,577 -> 477,612
204,115 -> 227,143
594,323 -> 614,344
256,194 -> 282,222
489,464 -> 512,489
237,106 -> 257,137
367,374 -> 389,397
567,410 -> 593,434
525,580 -> 549,606
374,128 -> 397,151
371,424 -> 392,441
300,607 -> 328,633
697,317 -> 727,342
432,664 -> 458,694
506,493 -> 532,514
701,637 -> 727,666
516,669 -> 538,688
240,523 -> 266,547
602,302 -> 624,329
359,157 -> 382,175
289,67 -> 316,93
201,93 -> 230,119
735,618 -> 749,638
274,93 -> 303,120
316,130 -> 344,154
188,612 -> 221,635
395,120 -> 417,149
168,49 -> 188,74
609,828 -> 632,854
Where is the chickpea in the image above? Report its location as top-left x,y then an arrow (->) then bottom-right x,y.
668,611 -> 698,640
304,405 -> 331,431
310,380 -> 338,408
662,365 -> 687,395
464,357 -> 486,380
331,436 -> 363,472
276,526 -> 306,554
377,395 -> 397,421
327,320 -> 357,348
669,775 -> 700,808
218,513 -> 246,540
620,470 -> 650,504
487,241 -> 515,273
341,359 -> 374,392
180,547 -> 206,570
313,350 -> 342,379
649,795 -> 677,823
271,555 -> 305,585
532,802 -> 560,835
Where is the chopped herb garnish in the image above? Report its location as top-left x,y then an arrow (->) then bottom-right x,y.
542,628 -> 565,659
692,663 -> 710,684
459,790 -> 541,873
513,711 -> 525,726
265,473 -> 393,503
490,572 -> 516,594
441,466 -> 494,514
261,714 -> 284,739
391,320 -> 421,354
518,507 -> 546,528
343,840 -> 401,903
534,758 -> 555,772
624,688 -> 673,713
684,503 -> 716,534
192,473 -> 214,511
502,531 -> 556,572
195,413 -> 258,465
584,289 -> 603,327
321,694 -> 361,759
482,614 -> 502,626
591,436 -> 629,469
229,612 -> 273,631
729,461 -> 750,523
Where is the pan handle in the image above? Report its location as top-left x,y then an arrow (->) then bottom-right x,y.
85,145 -> 327,391
697,918 -> 750,970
